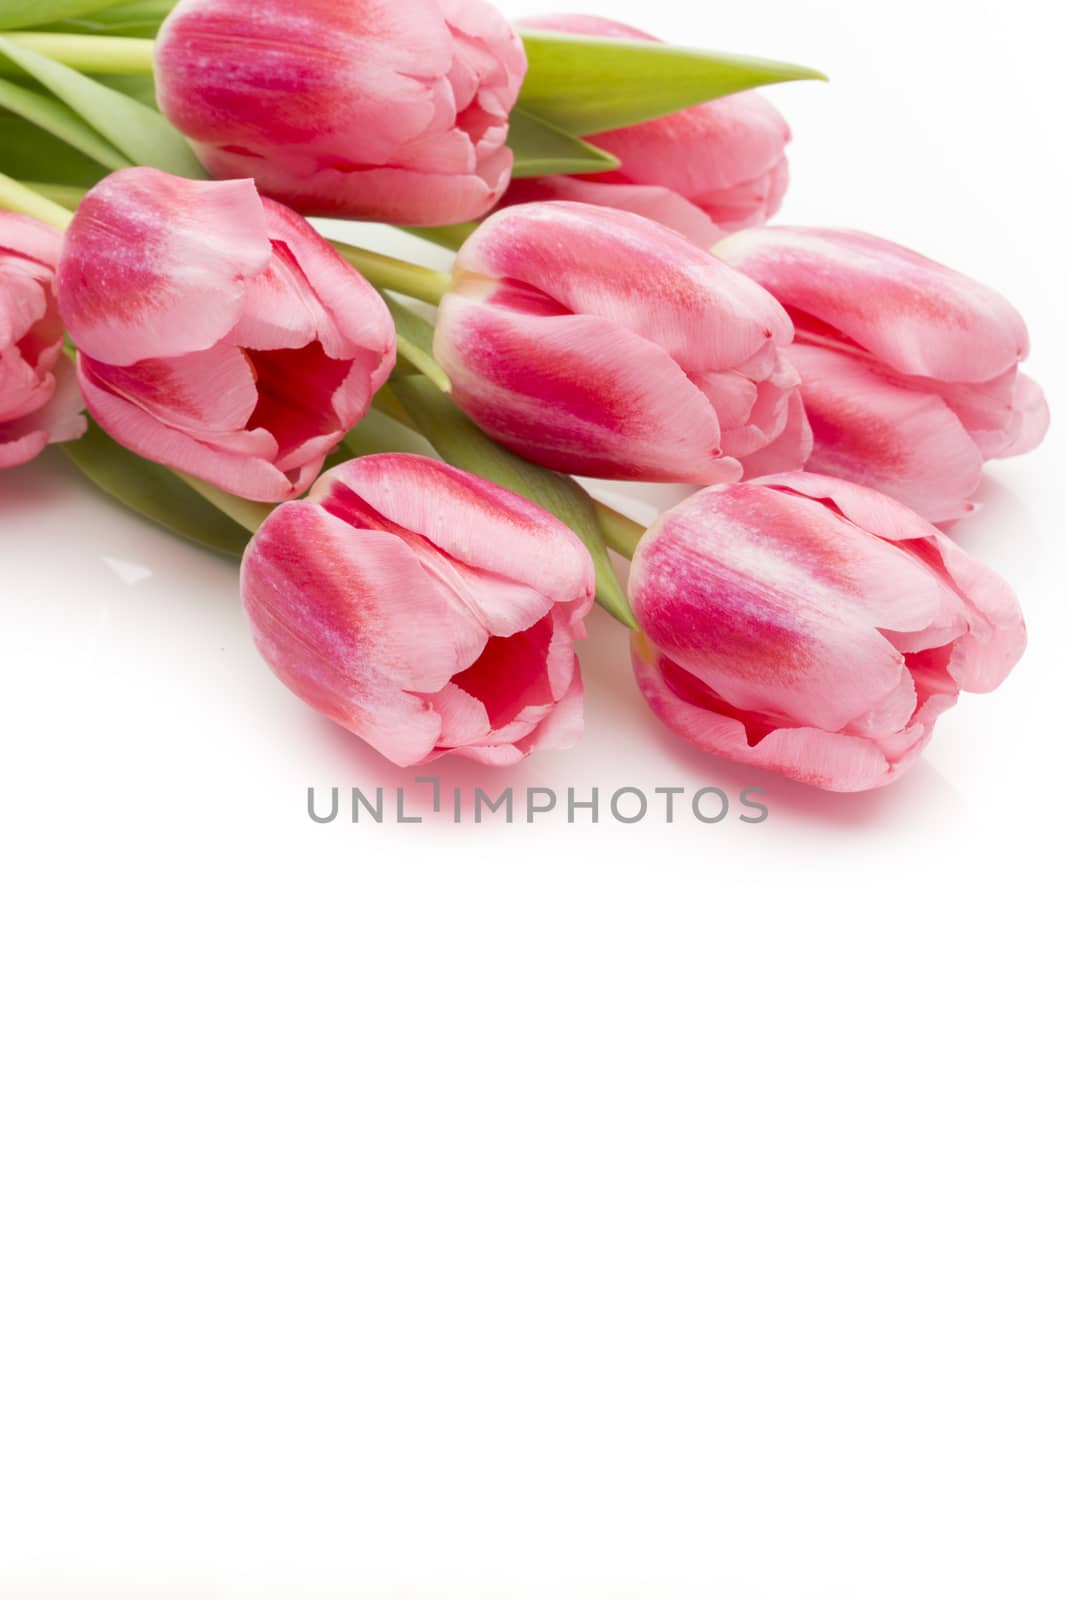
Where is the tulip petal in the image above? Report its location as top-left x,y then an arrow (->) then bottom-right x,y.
717,225 -> 1029,383
77,352 -> 296,501
157,0 -> 457,168
789,341 -> 985,524
994,371 -> 1050,459
257,201 -> 396,379
435,295 -> 736,481
241,497 -> 497,765
629,482 -> 964,733
311,453 -> 594,610
501,174 -> 724,248
57,169 -> 272,366
453,200 -> 793,373
633,641 -> 905,792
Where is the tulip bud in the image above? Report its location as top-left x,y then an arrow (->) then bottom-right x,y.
1,213 -> 85,470
433,199 -> 811,483
629,473 -> 1026,791
56,169 -> 395,501
716,226 -> 1050,523
155,0 -> 526,227
241,454 -> 595,765
503,14 -> 790,245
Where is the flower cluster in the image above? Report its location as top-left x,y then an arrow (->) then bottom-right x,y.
0,0 -> 1048,792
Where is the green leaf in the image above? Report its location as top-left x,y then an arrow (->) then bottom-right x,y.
0,34 -> 204,175
46,0 -> 178,33
0,81 -> 123,170
0,0 -> 107,26
392,376 -> 636,628
336,406 -> 439,463
517,29 -> 826,135
62,420 -> 252,559
507,105 -> 618,177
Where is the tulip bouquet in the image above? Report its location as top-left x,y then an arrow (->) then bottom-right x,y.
0,0 -> 1049,790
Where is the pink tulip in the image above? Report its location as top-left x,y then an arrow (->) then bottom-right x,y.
155,0 -> 526,227
56,169 -> 395,501
504,14 -> 790,244
629,473 -> 1026,792
1,213 -> 85,471
434,199 -> 811,482
717,226 -> 1050,523
241,453 -> 595,765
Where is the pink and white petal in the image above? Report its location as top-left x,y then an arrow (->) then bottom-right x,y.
632,642 -> 897,792
227,150 -> 510,226
630,483 -> 958,731
704,153 -> 790,231
922,533 -> 1027,692
453,201 -> 793,373
500,175 -> 724,248
760,470 -> 951,547
517,657 -> 585,754
32,354 -> 86,446
77,356 -> 294,501
717,226 -> 1029,384
790,341 -> 986,524
0,343 -> 52,427
256,202 -> 396,372
82,344 -> 260,437
740,388 -> 813,476
435,296 -> 734,482
993,371 -> 1050,458
243,500 -> 491,697
597,93 -> 790,209
312,453 -> 594,607
0,212 -> 64,271
428,679 -> 493,749
0,257 -> 52,350
156,0 -> 456,168
57,170 -> 271,365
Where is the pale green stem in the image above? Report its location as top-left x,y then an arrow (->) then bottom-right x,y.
0,32 -> 156,72
31,182 -> 88,211
594,500 -> 646,561
172,473 -> 271,535
0,170 -> 73,228
328,239 -> 451,306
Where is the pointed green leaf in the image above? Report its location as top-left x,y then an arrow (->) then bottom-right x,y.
62,420 -> 252,559
0,35 -> 204,175
508,105 -> 618,177
517,29 -> 825,135
0,83 -> 123,170
392,376 -> 636,628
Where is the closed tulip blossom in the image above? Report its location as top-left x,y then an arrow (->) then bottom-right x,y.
155,0 -> 526,227
434,199 -> 811,482
1,213 -> 85,470
56,169 -> 395,501
629,474 -> 1026,792
506,14 -> 790,246
717,226 -> 1050,523
241,454 -> 595,765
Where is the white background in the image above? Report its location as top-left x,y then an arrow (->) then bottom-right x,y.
1,0 -> 1064,1595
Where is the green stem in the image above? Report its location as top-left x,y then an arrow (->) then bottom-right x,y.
31,182 -> 88,210
328,239 -> 451,306
0,32 -> 157,73
594,501 -> 645,560
0,169 -> 73,227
